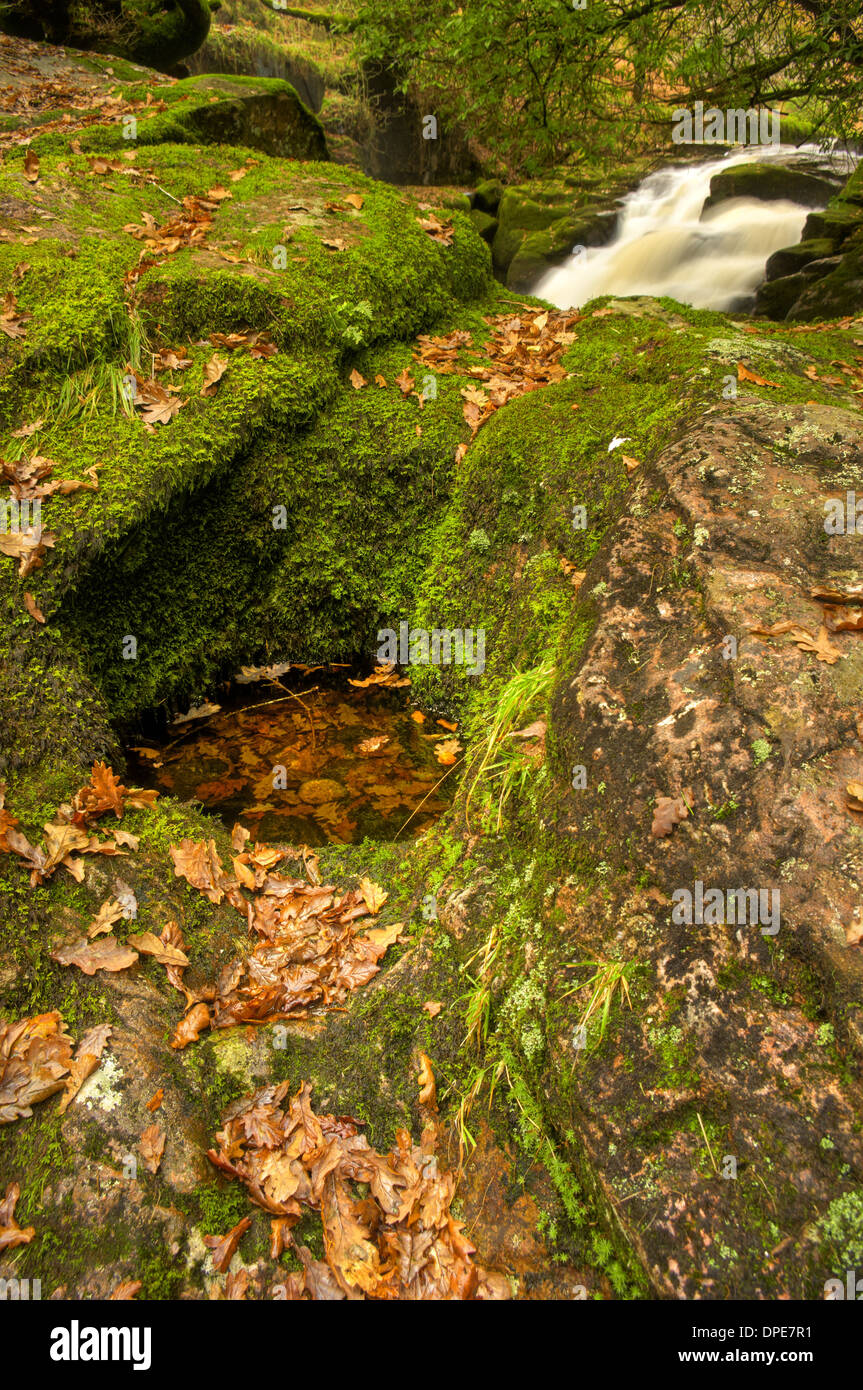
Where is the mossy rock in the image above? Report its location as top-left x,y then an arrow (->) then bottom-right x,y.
156,74 -> 328,160
506,208 -> 618,292
786,239 -> 863,320
758,163 -> 863,321
2,54 -> 329,165
0,0 -> 212,70
189,30 -> 326,111
754,268 -> 824,320
801,201 -> 863,247
702,161 -> 839,212
473,178 -> 504,216
764,237 -> 838,282
469,209 -> 498,245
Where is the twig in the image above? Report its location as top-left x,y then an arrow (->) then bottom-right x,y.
394,755 -> 465,839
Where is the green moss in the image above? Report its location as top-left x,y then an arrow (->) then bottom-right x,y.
816,1191 -> 863,1269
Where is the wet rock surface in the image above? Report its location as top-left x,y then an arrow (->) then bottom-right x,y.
550,399 -> 863,1296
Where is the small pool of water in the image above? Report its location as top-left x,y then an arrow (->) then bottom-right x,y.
127,674 -> 457,845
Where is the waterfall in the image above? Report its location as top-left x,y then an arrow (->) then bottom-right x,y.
535,152 -> 836,313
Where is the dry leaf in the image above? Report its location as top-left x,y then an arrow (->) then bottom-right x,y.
51,936 -> 139,975
146,1088 -> 164,1112
87,898 -> 125,938
417,1052 -> 438,1109
0,1183 -> 34,1252
204,1216 -> 251,1272
23,149 -> 39,183
737,361 -> 780,388
126,930 -> 190,968
349,368 -> 366,390
356,735 -> 389,754
651,796 -> 688,838
200,355 -> 228,397
23,592 -> 45,623
345,194 -> 364,211
0,1012 -> 74,1123
140,1123 -> 166,1174
110,1281 -> 142,1299
359,877 -> 388,915
422,1001 -> 442,1018
170,1002 -> 211,1050
56,1023 -> 112,1114
434,738 -> 462,766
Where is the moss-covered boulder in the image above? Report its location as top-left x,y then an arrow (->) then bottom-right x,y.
487,161 -> 652,289
756,162 -> 863,321
472,178 -> 504,216
148,73 -> 328,161
763,237 -> 838,282
469,208 -> 498,245
0,0 -> 213,70
0,43 -> 327,163
702,161 -> 840,213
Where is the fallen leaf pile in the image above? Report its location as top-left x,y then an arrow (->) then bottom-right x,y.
207,1079 -> 506,1299
0,1010 -> 111,1124
167,835 -> 403,1042
416,211 -> 454,245
411,308 -> 578,459
123,195 -> 215,290
0,762 -> 157,887
1,452 -> 99,501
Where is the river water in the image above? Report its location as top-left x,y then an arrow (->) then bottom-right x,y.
535,150 -> 851,313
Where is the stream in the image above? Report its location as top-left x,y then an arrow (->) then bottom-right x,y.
535,148 -> 855,312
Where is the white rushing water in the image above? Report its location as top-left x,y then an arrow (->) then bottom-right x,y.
536,153 -> 827,313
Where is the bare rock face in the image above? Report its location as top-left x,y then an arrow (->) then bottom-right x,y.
550,398 -> 863,1297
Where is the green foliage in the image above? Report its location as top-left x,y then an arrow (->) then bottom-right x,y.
352,0 -> 863,176
463,658 -> 555,830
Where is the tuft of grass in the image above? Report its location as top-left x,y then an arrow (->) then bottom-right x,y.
458,923 -> 501,1053
463,658 -> 555,830
563,958 -> 634,1054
